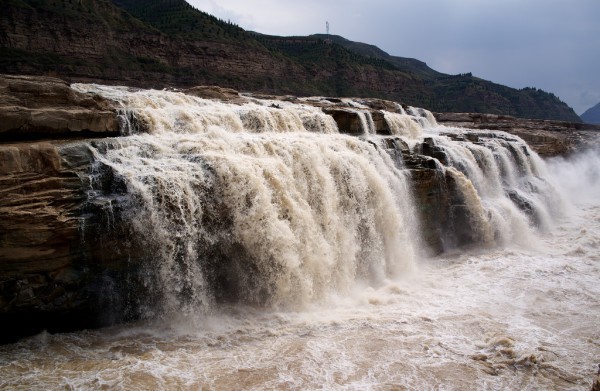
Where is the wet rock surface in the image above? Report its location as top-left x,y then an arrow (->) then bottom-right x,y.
0,140 -> 93,341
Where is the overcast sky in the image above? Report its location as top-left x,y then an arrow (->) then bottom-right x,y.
187,0 -> 599,115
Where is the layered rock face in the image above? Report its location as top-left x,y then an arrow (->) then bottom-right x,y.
0,140 -> 93,338
435,112 -> 600,157
0,75 -> 121,341
0,74 -> 119,139
0,74 -> 119,337
0,75 -> 594,342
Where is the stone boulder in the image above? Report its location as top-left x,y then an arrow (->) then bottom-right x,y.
321,107 -> 365,135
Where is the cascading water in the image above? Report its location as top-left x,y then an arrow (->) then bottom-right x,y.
342,99 -> 376,135
407,106 -> 438,128
73,83 -> 567,313
4,84 -> 597,390
357,110 -> 376,135
420,129 -> 564,247
75,84 -> 421,316
383,111 -> 424,139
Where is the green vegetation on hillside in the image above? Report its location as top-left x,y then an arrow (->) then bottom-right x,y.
0,0 -> 582,122
112,0 -> 253,43
2,0 -> 149,29
256,34 -> 397,70
425,75 -> 574,117
311,34 -> 443,79
311,34 -> 578,121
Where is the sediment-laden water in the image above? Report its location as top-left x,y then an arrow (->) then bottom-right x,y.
0,85 -> 598,390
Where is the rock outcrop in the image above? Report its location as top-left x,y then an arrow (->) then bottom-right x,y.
0,75 -> 123,341
183,85 -> 248,103
0,74 -> 119,139
0,137 -> 152,342
435,112 -> 600,157
0,140 -> 90,340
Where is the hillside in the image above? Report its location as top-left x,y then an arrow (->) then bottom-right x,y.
311,34 -> 443,79
581,102 -> 600,124
0,0 -> 581,122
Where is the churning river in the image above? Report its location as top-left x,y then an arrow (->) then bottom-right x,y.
0,85 -> 598,390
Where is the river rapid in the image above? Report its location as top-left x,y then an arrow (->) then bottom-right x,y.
2,196 -> 599,389
0,86 -> 598,390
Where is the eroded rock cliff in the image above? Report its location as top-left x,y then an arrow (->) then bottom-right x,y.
0,74 -> 119,139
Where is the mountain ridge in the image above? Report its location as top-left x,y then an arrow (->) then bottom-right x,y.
310,33 -> 443,79
0,0 -> 581,122
581,102 -> 600,124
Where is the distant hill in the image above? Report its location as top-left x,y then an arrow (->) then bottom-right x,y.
0,0 -> 581,122
311,34 -> 443,79
581,102 -> 600,124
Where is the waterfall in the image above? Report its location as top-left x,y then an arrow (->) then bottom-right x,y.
74,84 -> 565,318
347,108 -> 376,135
364,111 -> 376,135
80,85 -> 421,316
72,84 -> 339,135
383,111 -> 424,139
407,106 -> 438,128
421,129 -> 563,246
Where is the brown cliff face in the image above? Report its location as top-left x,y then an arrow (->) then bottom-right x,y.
0,74 -> 123,341
0,74 -> 119,139
0,140 -> 90,338
0,142 -> 80,271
